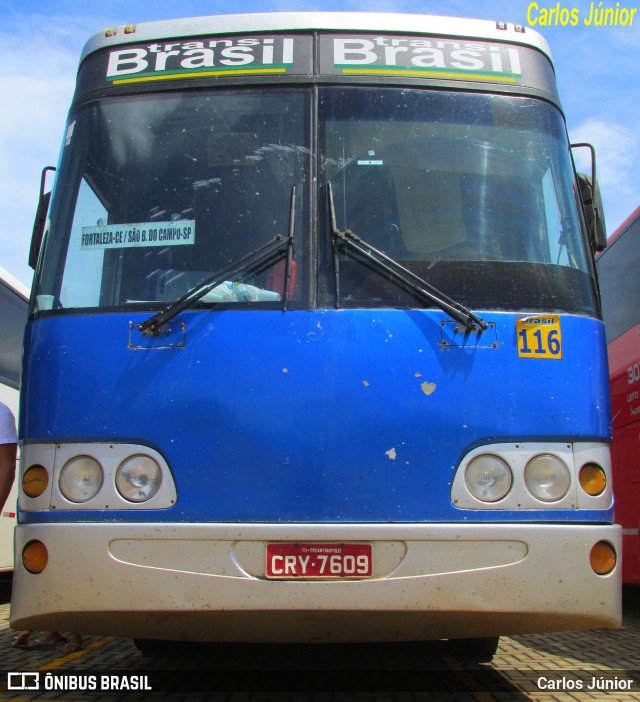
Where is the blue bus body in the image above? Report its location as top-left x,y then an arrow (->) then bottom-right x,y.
21,310 -> 610,524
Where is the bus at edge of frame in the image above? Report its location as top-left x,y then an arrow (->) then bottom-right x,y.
12,11 -> 620,661
597,205 -> 640,585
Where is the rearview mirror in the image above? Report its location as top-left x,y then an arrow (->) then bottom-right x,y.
576,172 -> 607,253
29,166 -> 56,270
571,143 -> 607,253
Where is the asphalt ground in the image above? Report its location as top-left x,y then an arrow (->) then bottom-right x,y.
0,577 -> 638,702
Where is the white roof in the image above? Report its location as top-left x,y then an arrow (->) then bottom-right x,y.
81,12 -> 552,63
0,267 -> 30,300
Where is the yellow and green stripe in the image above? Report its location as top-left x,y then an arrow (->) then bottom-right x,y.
109,65 -> 289,86
337,65 -> 520,84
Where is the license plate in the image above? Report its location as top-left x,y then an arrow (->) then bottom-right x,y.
265,543 -> 373,579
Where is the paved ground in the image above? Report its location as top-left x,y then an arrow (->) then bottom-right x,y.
0,581 -> 638,701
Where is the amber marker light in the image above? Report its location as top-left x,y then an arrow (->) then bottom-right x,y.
22,540 -> 48,574
579,463 -> 607,496
590,541 -> 616,576
22,465 -> 49,498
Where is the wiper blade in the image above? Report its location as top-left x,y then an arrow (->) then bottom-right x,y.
282,185 -> 296,310
139,236 -> 287,335
327,183 -> 487,331
140,186 -> 296,335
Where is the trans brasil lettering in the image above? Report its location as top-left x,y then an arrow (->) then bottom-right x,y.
330,36 -> 522,77
105,34 -> 522,84
107,36 -> 295,82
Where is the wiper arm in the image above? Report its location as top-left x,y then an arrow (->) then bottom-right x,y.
282,185 -> 296,311
138,185 -> 296,335
327,183 -> 487,332
140,186 -> 296,335
139,236 -> 287,335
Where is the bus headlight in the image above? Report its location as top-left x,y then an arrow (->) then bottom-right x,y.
116,455 -> 162,503
524,454 -> 570,502
59,456 -> 104,503
464,454 -> 512,502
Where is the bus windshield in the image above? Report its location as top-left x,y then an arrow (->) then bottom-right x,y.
38,89 -> 309,310
320,88 -> 594,312
36,86 -> 596,315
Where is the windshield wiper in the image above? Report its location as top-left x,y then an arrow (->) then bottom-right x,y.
327,183 -> 487,332
140,186 -> 296,336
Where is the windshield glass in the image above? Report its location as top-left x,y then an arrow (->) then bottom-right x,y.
320,88 -> 597,314
36,89 -> 309,310
35,85 -> 598,316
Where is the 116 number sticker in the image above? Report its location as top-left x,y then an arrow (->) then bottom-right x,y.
517,315 -> 562,359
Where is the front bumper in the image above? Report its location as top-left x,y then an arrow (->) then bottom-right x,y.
11,522 -> 621,642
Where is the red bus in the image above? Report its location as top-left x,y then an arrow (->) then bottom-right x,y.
597,206 -> 640,585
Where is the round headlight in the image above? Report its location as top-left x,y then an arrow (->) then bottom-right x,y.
465,454 -> 512,502
59,456 -> 104,503
116,455 -> 162,503
524,454 -> 571,502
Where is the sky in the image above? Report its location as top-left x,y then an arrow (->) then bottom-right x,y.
1,0 -> 638,288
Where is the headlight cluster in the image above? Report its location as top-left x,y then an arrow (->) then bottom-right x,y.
465,452 -> 571,503
19,443 -> 176,511
56,454 -> 161,503
452,442 -> 612,510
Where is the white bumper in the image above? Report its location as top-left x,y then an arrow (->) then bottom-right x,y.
11,522 -> 621,642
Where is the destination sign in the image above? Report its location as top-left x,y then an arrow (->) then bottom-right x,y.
75,31 -> 557,101
80,221 -> 195,251
320,35 -> 523,83
76,34 -> 313,92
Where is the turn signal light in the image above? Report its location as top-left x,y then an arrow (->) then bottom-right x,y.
22,540 -> 48,574
22,465 -> 49,498
590,541 -> 616,575
579,463 -> 606,496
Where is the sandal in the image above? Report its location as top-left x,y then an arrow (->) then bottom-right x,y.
25,638 -> 56,650
11,632 -> 31,649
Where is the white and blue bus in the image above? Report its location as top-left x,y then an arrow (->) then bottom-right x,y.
0,266 -> 29,572
12,13 -> 619,659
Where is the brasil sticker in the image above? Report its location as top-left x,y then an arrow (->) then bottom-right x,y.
516,314 -> 562,360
